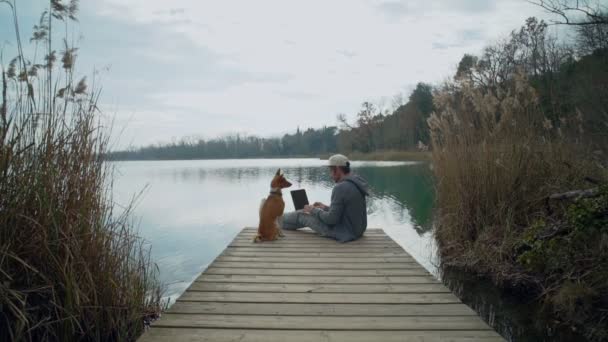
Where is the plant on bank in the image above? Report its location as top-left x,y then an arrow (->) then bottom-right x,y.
0,1 -> 163,341
428,18 -> 608,341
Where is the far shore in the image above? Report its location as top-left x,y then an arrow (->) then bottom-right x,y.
106,150 -> 431,162
319,150 -> 431,162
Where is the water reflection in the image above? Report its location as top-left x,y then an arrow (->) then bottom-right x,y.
442,267 -> 585,342
357,164 -> 434,233
111,159 -> 436,302
128,161 -> 435,231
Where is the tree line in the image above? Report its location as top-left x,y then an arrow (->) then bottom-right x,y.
108,83 -> 434,160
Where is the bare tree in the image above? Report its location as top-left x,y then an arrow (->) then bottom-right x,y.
576,16 -> 608,53
336,113 -> 353,130
390,92 -> 407,112
529,0 -> 608,25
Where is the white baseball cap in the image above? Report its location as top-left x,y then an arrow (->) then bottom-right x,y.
328,154 -> 349,167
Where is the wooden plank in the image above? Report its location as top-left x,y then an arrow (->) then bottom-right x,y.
151,314 -> 492,330
204,267 -> 429,276
168,302 -> 477,316
178,292 -> 461,304
240,227 -> 386,233
232,241 -> 396,245
242,227 -> 385,231
220,248 -> 412,258
230,242 -> 401,248
228,245 -> 402,250
238,231 -> 389,236
187,282 -> 450,293
233,234 -> 394,245
229,244 -> 401,249
236,236 -> 391,241
226,250 -> 406,256
240,228 -> 388,234
234,234 -> 390,239
223,248 -> 410,255
233,235 -> 395,243
227,247 -> 404,252
236,232 -> 390,239
217,256 -> 415,263
211,261 -> 424,269
140,328 -> 504,342
196,274 -> 440,284
240,228 -> 387,233
238,232 -> 388,237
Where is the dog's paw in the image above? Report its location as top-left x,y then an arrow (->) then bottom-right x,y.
253,234 -> 262,243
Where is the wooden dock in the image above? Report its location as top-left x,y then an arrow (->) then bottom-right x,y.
139,227 -> 505,342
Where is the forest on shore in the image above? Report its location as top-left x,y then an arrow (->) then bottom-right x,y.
108,81 -> 434,160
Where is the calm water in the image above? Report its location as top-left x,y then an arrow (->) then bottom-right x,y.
111,159 -> 436,302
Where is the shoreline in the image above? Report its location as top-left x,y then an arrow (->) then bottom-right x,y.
106,150 -> 432,162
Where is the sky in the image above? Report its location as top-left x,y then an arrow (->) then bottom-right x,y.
1,0 -> 555,150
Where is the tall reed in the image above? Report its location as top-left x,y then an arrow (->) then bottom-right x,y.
0,1 -> 163,341
428,72 -> 608,340
428,73 -> 603,272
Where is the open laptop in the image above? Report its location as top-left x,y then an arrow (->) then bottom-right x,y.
290,189 -> 309,210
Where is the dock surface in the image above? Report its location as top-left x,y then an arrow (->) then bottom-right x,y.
140,227 -> 504,341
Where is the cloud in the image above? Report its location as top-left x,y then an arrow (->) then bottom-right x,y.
375,1 -> 411,19
46,0 -> 552,148
336,49 -> 359,58
375,0 -> 497,17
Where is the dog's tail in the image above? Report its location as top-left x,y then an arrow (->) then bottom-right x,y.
258,198 -> 266,217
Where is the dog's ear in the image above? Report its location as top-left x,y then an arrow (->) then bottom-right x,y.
276,168 -> 282,176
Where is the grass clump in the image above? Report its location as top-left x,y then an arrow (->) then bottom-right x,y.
0,1 -> 163,341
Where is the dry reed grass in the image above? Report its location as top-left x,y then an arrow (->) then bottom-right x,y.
1,1 -> 164,341
428,72 -> 608,340
428,73 -> 603,271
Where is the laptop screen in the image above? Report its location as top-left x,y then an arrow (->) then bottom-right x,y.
290,189 -> 309,210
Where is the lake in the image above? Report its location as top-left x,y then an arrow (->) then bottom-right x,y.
111,159 -> 436,303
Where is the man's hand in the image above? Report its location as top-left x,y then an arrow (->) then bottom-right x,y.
302,204 -> 314,214
313,202 -> 329,210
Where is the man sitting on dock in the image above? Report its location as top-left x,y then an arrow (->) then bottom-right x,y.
280,154 -> 369,242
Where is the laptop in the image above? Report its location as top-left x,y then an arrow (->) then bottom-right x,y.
290,189 -> 309,210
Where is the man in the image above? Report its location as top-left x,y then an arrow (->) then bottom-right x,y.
280,154 -> 369,242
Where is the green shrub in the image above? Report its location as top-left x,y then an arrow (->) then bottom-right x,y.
515,187 -> 608,339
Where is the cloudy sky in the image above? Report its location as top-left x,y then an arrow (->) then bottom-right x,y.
1,0 -> 554,149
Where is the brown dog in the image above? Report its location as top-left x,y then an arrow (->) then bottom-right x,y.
254,169 -> 292,242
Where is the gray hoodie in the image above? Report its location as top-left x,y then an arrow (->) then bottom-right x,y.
311,174 -> 369,242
